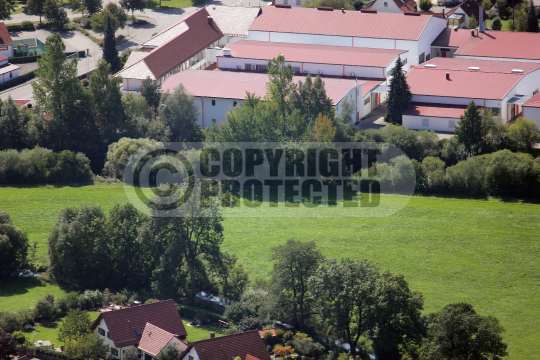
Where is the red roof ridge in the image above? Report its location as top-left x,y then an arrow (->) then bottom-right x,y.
523,91 -> 540,108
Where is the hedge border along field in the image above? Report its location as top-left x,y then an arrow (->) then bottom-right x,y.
0,183 -> 539,359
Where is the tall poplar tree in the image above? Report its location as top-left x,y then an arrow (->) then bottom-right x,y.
103,16 -> 121,73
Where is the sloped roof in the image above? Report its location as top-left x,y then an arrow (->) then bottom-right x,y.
406,58 -> 540,100
160,69 -> 374,105
0,54 -> 7,61
123,51 -> 149,68
523,91 -> 540,108
432,28 -> 475,48
181,331 -> 271,360
455,30 -> 540,61
205,5 -> 261,37
142,22 -> 189,48
90,300 -> 187,348
119,8 -> 222,80
248,6 -> 435,41
446,0 -> 487,22
363,0 -> 416,12
138,323 -> 176,357
403,102 -> 467,118
220,40 -> 407,68
0,64 -> 19,75
0,22 -> 13,45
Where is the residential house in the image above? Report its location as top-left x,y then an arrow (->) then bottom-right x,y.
0,23 -> 14,58
116,6 -> 261,92
179,330 -> 271,360
446,0 -> 487,30
160,70 -> 376,127
522,91 -> 540,128
138,323 -> 188,360
273,0 -> 306,8
362,0 -> 416,14
247,6 -> 447,68
0,55 -> 19,84
403,58 -> 540,131
91,300 -> 188,360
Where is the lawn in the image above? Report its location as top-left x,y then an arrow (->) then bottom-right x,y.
0,184 -> 540,359
183,320 -> 225,342
23,312 -> 100,348
0,276 -> 73,312
147,0 -> 194,9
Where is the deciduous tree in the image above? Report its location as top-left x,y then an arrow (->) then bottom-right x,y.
120,0 -> 145,22
58,309 -> 92,343
468,14 -> 479,29
310,113 -> 336,142
0,97 -> 29,151
266,54 -> 295,124
44,0 -> 68,30
507,117 -> 540,152
293,74 -> 333,124
0,330 -> 18,359
27,0 -> 46,22
0,0 -> 15,20
64,333 -> 108,360
140,77 -> 161,108
90,3 -> 127,34
0,211 -> 29,279
455,100 -> 484,156
159,84 -> 203,142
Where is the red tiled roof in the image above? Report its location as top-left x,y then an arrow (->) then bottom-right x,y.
161,70 -> 380,105
0,22 -> 13,45
0,54 -> 7,61
127,8 -> 222,79
258,329 -> 276,338
523,91 -> 540,108
90,300 -> 187,348
249,6 -> 435,41
455,30 -> 540,61
220,40 -> 407,68
245,354 -> 262,360
393,0 -> 416,12
138,323 -> 176,357
14,99 -> 31,107
181,331 -> 271,360
403,102 -> 467,118
407,58 -> 540,100
432,28 -> 474,48
446,0 -> 488,23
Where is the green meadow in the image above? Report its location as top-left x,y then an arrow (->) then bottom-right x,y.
0,183 -> 539,359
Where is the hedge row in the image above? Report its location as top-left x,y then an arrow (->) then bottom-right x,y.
35,348 -> 75,360
0,70 -> 36,92
11,51 -> 86,64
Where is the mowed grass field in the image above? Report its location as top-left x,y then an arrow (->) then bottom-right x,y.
0,184 -> 539,359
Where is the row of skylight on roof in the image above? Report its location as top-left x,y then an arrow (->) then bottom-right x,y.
423,64 -> 524,73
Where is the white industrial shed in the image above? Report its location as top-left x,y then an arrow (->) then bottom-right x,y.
404,58 -> 540,132
247,6 -> 447,69
160,70 -> 378,128
522,91 -> 540,129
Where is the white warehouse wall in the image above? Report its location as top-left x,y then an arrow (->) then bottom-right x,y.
368,0 -> 405,13
403,115 -> 460,132
523,107 -> 540,128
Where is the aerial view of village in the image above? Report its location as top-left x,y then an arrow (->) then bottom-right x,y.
0,0 -> 539,358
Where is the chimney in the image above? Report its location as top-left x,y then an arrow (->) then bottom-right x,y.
446,72 -> 450,80
341,7 -> 345,12
478,5 -> 484,31
222,48 -> 231,56
210,332 -> 215,339
207,16 -> 213,25
471,28 -> 475,36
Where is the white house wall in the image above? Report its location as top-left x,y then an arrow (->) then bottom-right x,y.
523,106 -> 540,128
195,97 -> 243,128
368,0 -> 405,13
0,68 -> 19,84
0,45 -> 13,58
403,115 -> 460,132
94,319 -> 138,360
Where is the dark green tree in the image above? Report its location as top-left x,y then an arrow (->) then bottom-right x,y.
386,57 -> 411,124
0,211 -> 29,279
369,271 -> 425,360
309,258 -> 379,358
156,347 -> 180,360
455,100 -> 484,156
271,240 -> 324,330
140,77 -> 161,108
468,14 -> 479,29
90,3 -> 127,34
120,0 -> 145,22
58,309 -> 92,343
158,84 -> 203,142
0,97 -> 28,150
419,0 -> 432,12
47,205 -> 110,288
64,334 -> 108,360
492,16 -> 503,30
421,303 -> 508,360
27,0 -> 46,22
0,330 -> 18,359
0,0 -> 15,20
526,0 -> 539,32
293,74 -> 334,124
102,16 -> 121,72
44,0 -> 68,30
85,0 -> 102,15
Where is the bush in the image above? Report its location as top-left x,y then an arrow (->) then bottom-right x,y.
34,298 -> 55,321
11,330 -> 26,345
103,137 -> 163,179
421,156 -> 447,193
78,290 -> 104,310
0,148 -> 93,184
283,331 -> 294,342
274,346 -> 296,357
491,16 -> 503,30
6,21 -> 36,31
21,20 -> 36,29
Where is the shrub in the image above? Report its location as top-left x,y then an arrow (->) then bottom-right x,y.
507,117 -> 540,153
445,156 -> 487,195
283,331 -> 294,342
34,298 -> 55,321
78,290 -> 104,310
11,330 -> 26,344
483,150 -> 537,198
275,328 -> 286,339
274,346 -> 296,357
421,156 -> 447,193
103,137 -> 163,179
491,16 -> 503,30
21,20 -> 36,29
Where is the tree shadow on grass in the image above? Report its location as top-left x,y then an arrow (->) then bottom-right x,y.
0,277 -> 76,298
0,181 -> 97,189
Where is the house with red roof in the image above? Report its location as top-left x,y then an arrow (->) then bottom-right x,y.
138,323 -> 188,360
446,0 -> 487,30
0,22 -> 14,58
403,57 -> 540,132
247,6 -> 447,68
363,0 -> 416,14
179,330 -> 271,360
160,69 -> 380,127
0,54 -> 19,84
115,6 -> 261,92
90,300 -> 187,360
522,91 -> 540,128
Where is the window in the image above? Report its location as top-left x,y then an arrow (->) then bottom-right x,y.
98,328 -> 105,336
449,120 -> 456,128
111,348 -> 119,356
422,118 -> 429,127
245,63 -> 252,70
293,67 -> 301,73
189,356 -> 195,360
283,0 -> 288,4
384,2 -> 387,6
440,48 -> 450,52
212,99 -> 216,106
488,107 -> 500,116
135,329 -> 141,336
9,72 -> 12,78
419,52 -> 425,64
403,58 -> 407,64
212,119 -> 216,124
364,97 -> 370,105
258,64 -> 268,72
296,0 -> 301,4
233,101 -> 237,107
107,332 -> 112,339
426,54 -> 431,61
